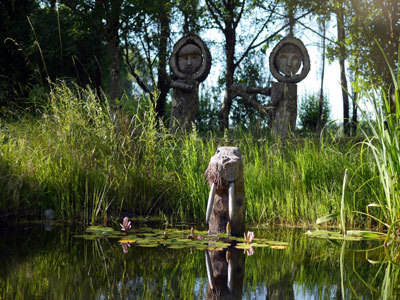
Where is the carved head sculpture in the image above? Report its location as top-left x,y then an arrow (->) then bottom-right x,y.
169,33 -> 211,82
177,43 -> 202,74
276,44 -> 302,77
269,36 -> 310,83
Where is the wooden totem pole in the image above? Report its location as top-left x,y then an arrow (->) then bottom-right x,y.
268,36 -> 310,138
168,34 -> 212,132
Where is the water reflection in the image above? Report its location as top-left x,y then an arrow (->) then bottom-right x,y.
0,224 -> 398,299
205,248 -> 245,299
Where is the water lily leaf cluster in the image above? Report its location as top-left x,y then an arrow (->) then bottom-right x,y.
76,226 -> 289,250
305,230 -> 386,241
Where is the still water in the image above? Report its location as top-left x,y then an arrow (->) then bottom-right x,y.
0,222 -> 398,299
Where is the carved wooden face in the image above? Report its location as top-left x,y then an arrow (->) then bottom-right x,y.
177,44 -> 202,74
276,44 -> 302,77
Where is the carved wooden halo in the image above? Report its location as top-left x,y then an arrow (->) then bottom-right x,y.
169,33 -> 212,82
269,36 -> 310,83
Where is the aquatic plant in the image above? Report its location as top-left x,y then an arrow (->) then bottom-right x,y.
246,246 -> 254,256
121,241 -> 131,253
244,231 -> 255,244
120,217 -> 131,232
356,49 -> 400,239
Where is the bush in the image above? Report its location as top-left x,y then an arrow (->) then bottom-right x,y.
298,94 -> 331,133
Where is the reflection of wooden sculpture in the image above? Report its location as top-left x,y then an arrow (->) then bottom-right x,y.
168,34 -> 211,132
205,248 -> 245,299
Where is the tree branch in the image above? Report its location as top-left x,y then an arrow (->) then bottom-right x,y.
233,0 -> 278,68
296,20 -> 337,44
233,0 -> 246,29
205,0 -> 226,33
123,35 -> 154,101
235,9 -> 313,68
230,84 -> 273,116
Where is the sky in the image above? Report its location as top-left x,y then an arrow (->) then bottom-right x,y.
297,22 -> 344,123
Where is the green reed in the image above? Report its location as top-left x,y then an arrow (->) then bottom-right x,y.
0,83 -> 379,226
358,62 -> 400,234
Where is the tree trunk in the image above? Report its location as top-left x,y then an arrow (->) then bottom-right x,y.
156,5 -> 171,120
337,0 -> 350,135
218,23 -> 236,132
351,90 -> 358,135
316,20 -> 326,133
107,0 -> 122,104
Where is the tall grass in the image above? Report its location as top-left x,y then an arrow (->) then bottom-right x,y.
0,82 -> 379,226
359,73 -> 400,234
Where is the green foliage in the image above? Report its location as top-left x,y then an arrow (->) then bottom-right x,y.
359,71 -> 400,232
298,93 -> 331,133
0,83 -> 384,228
231,54 -> 270,129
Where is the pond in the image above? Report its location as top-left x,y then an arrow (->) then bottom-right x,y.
0,222 -> 398,299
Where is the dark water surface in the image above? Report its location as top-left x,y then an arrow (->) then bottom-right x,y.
0,223 -> 397,299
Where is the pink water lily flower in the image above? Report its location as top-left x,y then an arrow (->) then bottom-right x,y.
246,246 -> 254,256
244,231 -> 254,244
121,242 -> 130,254
120,217 -> 131,232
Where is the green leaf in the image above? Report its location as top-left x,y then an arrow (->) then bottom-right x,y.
167,244 -> 187,249
316,213 -> 339,224
346,230 -> 386,240
235,243 -> 252,249
86,226 -> 115,232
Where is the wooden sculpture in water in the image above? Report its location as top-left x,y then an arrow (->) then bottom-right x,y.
205,146 -> 245,237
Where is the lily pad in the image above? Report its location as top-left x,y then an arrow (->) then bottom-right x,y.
270,245 -> 287,250
137,243 -> 159,248
250,243 -> 270,248
86,226 -> 115,232
118,239 -> 136,243
167,244 -> 188,249
235,243 -> 253,250
78,225 -> 247,251
263,240 -> 289,246
305,230 -> 363,241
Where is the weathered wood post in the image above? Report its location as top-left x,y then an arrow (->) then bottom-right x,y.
269,36 -> 310,138
168,33 -> 211,132
205,147 -> 245,237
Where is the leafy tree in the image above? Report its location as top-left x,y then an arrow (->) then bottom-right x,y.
298,93 -> 331,133
205,0 -> 316,132
230,53 -> 270,130
0,0 -> 38,105
64,0 -> 139,104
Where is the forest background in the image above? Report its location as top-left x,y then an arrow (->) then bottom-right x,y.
2,0 -> 399,133
0,0 -> 399,228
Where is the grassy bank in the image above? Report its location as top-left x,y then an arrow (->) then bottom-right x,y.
0,83 -> 380,227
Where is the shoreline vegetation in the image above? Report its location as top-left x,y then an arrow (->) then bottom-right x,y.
0,82 -> 397,235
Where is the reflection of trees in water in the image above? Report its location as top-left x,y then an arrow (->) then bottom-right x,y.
1,226 -> 398,299
242,229 -> 386,299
